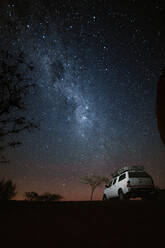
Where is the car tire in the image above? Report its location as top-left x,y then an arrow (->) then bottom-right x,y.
118,189 -> 125,200
102,194 -> 108,201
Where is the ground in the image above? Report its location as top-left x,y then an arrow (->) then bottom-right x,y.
0,200 -> 164,247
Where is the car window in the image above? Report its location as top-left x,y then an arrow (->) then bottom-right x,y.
113,178 -> 117,185
118,173 -> 126,182
128,171 -> 150,178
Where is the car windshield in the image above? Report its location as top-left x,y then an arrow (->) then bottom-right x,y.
129,171 -> 150,178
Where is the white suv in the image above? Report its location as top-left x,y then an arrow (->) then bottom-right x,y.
103,166 -> 156,200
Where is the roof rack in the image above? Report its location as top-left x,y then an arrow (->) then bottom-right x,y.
111,166 -> 144,178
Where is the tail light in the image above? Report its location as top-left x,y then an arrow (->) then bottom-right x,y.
127,180 -> 130,187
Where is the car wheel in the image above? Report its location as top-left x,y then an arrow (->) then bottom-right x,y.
102,194 -> 107,201
118,189 -> 125,200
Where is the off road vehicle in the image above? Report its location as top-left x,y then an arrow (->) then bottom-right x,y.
103,166 -> 156,200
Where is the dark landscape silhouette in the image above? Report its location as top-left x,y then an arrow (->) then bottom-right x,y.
0,198 -> 165,248
0,177 -> 165,247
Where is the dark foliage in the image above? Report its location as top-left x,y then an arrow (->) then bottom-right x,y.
0,178 -> 17,200
38,192 -> 63,201
24,191 -> 63,201
24,191 -> 39,201
0,50 -> 38,162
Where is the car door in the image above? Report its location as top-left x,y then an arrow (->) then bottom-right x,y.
112,178 -> 118,197
109,178 -> 117,198
105,181 -> 112,198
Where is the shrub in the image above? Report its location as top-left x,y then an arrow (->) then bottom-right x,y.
0,179 -> 17,200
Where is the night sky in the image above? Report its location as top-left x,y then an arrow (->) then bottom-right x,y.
0,0 -> 165,201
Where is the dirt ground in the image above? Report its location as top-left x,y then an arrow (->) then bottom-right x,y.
0,200 -> 164,247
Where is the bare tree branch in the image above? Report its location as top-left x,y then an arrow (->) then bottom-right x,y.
0,50 -> 38,158
80,175 -> 109,200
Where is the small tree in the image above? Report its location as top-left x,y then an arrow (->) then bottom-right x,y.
24,191 -> 39,201
0,178 -> 17,200
80,175 -> 109,200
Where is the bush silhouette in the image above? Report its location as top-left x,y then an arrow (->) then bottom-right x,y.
24,191 -> 39,201
0,178 -> 17,200
37,192 -> 63,202
24,191 -> 63,201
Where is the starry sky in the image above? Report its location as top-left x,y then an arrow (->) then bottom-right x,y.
0,0 -> 165,201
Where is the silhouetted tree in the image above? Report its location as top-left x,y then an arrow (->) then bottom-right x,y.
24,191 -> 63,201
38,192 -> 63,202
80,175 -> 109,200
24,191 -> 39,201
0,178 -> 17,200
156,67 -> 165,145
0,50 -> 38,162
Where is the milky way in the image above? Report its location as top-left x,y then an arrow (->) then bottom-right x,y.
0,0 -> 165,200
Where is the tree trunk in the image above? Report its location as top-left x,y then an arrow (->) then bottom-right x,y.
90,188 -> 95,201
